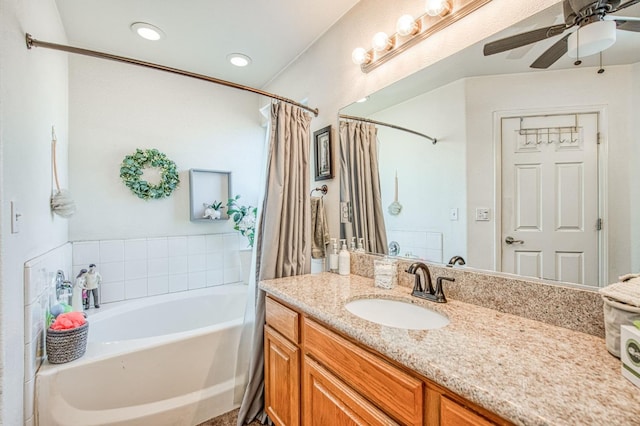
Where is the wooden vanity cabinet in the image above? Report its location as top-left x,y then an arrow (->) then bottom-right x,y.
265,295 -> 511,426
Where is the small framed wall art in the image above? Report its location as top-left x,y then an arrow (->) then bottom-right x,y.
314,125 -> 333,181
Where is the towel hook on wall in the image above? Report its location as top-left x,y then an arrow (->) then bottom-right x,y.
310,185 -> 328,196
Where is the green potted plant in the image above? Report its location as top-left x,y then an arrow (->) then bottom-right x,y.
203,201 -> 224,220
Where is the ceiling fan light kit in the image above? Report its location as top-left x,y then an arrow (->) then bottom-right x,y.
567,20 -> 617,58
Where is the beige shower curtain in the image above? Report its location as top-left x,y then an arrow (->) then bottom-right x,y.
339,120 -> 388,254
237,102 -> 311,425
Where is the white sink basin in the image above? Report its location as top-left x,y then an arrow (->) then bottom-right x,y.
345,298 -> 449,330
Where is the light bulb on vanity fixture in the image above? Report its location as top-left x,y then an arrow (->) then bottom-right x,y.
372,32 -> 392,52
351,47 -> 371,65
425,0 -> 452,17
396,15 -> 419,37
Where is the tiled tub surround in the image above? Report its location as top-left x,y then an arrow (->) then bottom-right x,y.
350,252 -> 605,338
23,243 -> 73,426
259,273 -> 640,426
72,233 -> 245,304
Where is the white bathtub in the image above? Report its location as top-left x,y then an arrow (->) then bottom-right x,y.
36,285 -> 249,426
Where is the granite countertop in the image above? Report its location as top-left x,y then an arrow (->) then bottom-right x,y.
259,273 -> 640,426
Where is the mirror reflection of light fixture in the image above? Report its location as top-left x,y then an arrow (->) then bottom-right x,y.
567,20 -> 616,59
425,0 -> 452,17
351,0 -> 493,73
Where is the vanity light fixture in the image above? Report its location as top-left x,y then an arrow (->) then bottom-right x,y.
130,22 -> 165,41
351,0 -> 492,73
227,53 -> 252,67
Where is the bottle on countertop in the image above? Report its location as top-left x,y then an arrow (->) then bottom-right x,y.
329,238 -> 339,273
349,237 -> 356,251
339,239 -> 351,276
356,238 -> 365,253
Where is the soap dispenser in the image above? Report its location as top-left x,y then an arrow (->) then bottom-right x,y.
349,237 -> 356,252
329,238 -> 339,273
356,238 -> 365,253
339,239 -> 350,275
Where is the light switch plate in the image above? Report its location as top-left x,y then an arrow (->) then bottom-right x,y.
449,208 -> 458,221
11,201 -> 21,233
475,208 -> 490,221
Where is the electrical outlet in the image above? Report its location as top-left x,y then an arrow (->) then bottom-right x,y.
340,201 -> 351,223
449,208 -> 458,221
475,208 -> 491,221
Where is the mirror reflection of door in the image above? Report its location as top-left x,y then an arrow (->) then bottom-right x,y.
500,112 -> 600,286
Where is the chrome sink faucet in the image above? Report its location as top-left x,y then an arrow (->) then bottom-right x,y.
406,262 -> 454,303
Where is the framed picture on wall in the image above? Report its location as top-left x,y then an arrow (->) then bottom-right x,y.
314,125 -> 333,181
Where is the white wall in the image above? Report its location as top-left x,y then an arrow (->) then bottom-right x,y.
0,0 -> 69,423
631,63 -> 640,273
263,0 -> 562,240
465,65 -> 634,284
68,55 -> 265,241
372,80 -> 467,261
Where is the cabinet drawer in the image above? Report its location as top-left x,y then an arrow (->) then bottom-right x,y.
266,296 -> 300,343
441,396 -> 494,426
304,319 -> 423,426
303,356 -> 398,426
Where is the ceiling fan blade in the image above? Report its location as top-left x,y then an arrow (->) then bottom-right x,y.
483,24 -> 567,56
613,0 -> 640,12
530,33 -> 571,69
617,20 -> 640,30
604,14 -> 640,21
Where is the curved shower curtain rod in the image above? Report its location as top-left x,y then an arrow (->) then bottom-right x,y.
339,114 -> 437,144
25,33 -> 319,117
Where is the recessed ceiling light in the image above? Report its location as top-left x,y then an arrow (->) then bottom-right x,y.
130,22 -> 165,41
356,97 -> 369,103
227,53 -> 252,67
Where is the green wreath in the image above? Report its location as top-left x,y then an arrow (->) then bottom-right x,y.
120,148 -> 179,200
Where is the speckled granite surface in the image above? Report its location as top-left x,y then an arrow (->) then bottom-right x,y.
351,253 -> 605,338
260,273 -> 640,426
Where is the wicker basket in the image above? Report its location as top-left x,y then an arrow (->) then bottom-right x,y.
46,322 -> 89,364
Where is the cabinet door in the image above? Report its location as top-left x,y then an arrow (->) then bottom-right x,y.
265,325 -> 300,426
441,396 -> 495,426
303,356 -> 398,426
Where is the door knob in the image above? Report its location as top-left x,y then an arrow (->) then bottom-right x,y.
505,236 -> 524,245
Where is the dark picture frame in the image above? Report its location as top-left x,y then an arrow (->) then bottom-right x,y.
314,125 -> 333,181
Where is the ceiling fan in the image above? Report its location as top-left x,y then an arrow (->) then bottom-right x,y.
483,0 -> 640,69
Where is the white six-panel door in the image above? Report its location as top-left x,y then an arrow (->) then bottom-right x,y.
501,113 -> 599,286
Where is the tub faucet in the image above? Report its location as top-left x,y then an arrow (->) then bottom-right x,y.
406,262 -> 453,303
54,270 -> 65,298
447,256 -> 466,267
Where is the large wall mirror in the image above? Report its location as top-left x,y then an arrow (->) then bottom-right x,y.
339,1 -> 640,288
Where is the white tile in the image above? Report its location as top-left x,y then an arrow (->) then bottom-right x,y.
224,251 -> 240,268
168,236 -> 188,257
148,276 -> 169,296
424,249 -> 443,263
24,340 -> 37,381
147,258 -> 169,277
223,233 -> 240,251
125,278 -> 147,299
24,378 -> 35,421
169,274 -> 188,293
426,233 -> 443,250
206,269 -> 224,287
224,267 -> 240,284
206,253 -> 224,270
125,239 -> 147,261
99,240 -> 124,263
24,299 -> 44,345
147,238 -> 168,259
99,262 -> 125,283
205,234 -> 224,252
125,260 -> 147,280
73,241 -> 100,266
188,272 -> 206,289
188,235 -> 206,255
101,282 -> 125,303
168,256 -> 188,275
188,254 -> 206,272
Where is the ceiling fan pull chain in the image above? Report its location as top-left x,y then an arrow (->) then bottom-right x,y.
574,28 -> 582,66
598,51 -> 605,74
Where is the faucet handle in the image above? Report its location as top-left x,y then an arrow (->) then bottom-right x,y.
434,276 -> 455,303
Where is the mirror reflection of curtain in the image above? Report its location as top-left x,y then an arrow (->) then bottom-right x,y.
339,120 -> 388,254
237,102 -> 311,425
